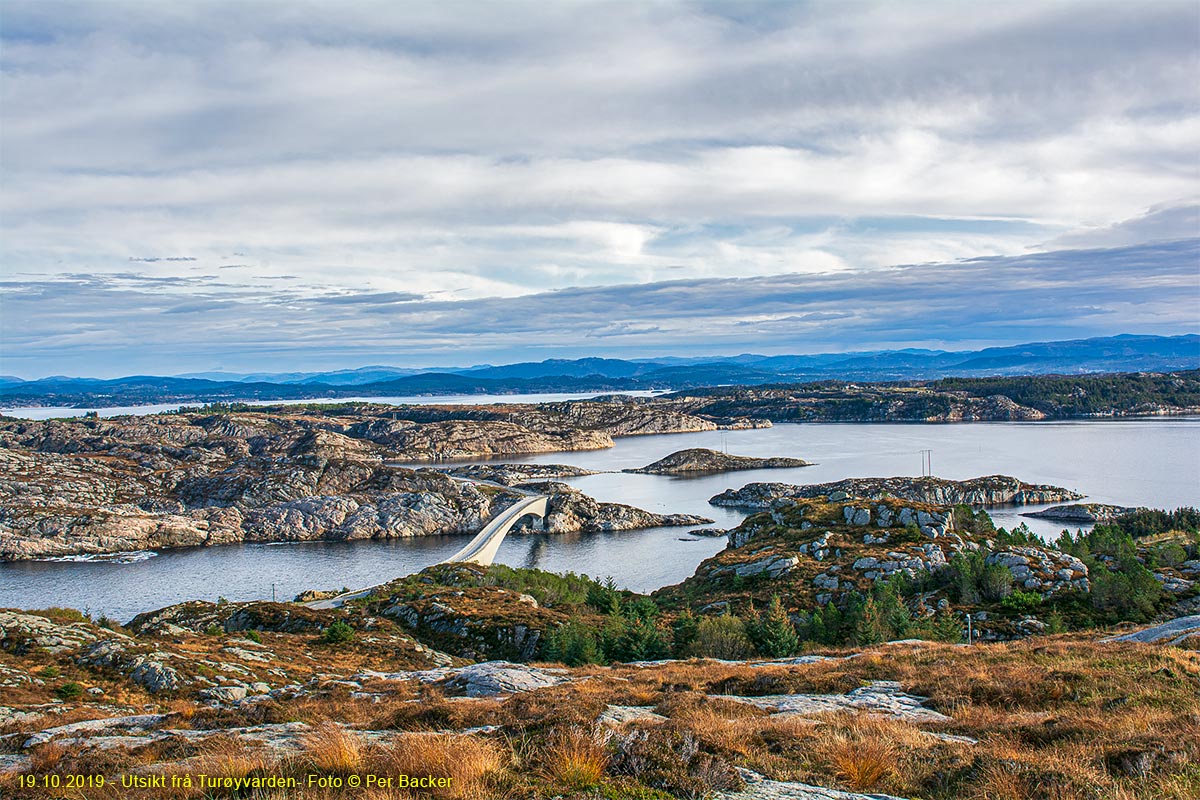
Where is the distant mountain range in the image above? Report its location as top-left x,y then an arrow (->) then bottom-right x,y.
2,333 -> 1197,409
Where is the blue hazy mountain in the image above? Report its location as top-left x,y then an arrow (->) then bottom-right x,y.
2,334 -> 1196,407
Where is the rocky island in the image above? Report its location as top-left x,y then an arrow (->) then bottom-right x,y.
624,447 -> 810,475
1022,503 -> 1138,523
710,474 -> 1084,509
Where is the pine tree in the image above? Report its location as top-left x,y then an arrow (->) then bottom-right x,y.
853,596 -> 888,645
928,611 -> 964,643
672,609 -> 699,657
758,595 -> 800,657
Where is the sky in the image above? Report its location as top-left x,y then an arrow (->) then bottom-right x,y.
1,0 -> 1198,379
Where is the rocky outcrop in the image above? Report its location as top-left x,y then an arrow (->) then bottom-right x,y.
353,418 -> 612,460
719,680 -> 949,723
625,448 -> 809,475
513,482 -> 713,533
984,546 -> 1090,595
663,386 -> 1048,423
710,475 -> 1082,509
1103,614 -> 1200,646
0,407 -> 719,561
441,463 -> 600,486
1021,503 -> 1136,523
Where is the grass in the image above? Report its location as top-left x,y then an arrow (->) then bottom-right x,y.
817,723 -> 898,790
3,605 -> 1198,800
300,722 -> 364,775
542,727 -> 609,789
377,733 -> 504,799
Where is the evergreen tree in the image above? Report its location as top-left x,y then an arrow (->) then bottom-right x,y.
853,596 -> 888,645
757,595 -> 800,657
672,609 -> 699,657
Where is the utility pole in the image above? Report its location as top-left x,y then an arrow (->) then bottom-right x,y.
271,583 -> 276,603
919,449 -> 932,477
965,612 -> 973,644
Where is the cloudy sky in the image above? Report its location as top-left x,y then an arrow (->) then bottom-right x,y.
1,0 -> 1198,378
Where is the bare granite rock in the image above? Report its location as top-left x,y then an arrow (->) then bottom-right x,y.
626,448 -> 809,475
711,475 -> 1083,509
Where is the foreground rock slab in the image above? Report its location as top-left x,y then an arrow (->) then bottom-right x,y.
715,769 -> 908,800
357,660 -> 572,697
1104,614 -> 1200,646
718,680 -> 949,723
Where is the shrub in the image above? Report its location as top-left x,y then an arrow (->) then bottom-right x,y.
544,727 -> 608,790
205,623 -> 224,636
320,620 -> 355,644
245,629 -> 263,644
56,682 -> 84,700
609,728 -> 742,800
543,619 -> 604,666
1000,591 -> 1043,613
39,665 -> 61,679
692,614 -> 754,660
672,609 -> 699,657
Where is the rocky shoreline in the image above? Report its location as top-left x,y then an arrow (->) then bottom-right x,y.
0,408 -> 716,562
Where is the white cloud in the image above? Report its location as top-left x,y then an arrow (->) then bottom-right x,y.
1,0 -> 1197,372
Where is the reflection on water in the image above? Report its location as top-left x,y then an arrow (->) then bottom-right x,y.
1,417 -> 1196,622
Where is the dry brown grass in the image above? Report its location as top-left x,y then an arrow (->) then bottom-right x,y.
300,722 -> 364,775
375,733 -> 505,799
27,742 -> 65,772
815,724 -> 897,791
541,726 -> 609,790
183,736 -> 271,785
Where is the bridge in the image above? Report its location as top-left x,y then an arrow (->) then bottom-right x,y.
443,493 -> 549,565
302,482 -> 549,609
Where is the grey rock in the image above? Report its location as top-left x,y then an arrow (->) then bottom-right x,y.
24,714 -> 168,749
598,705 -> 668,726
200,685 -> 248,703
714,769 -> 908,800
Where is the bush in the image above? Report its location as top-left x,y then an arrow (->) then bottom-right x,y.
56,682 -> 84,700
320,620 -> 355,644
543,619 -> 604,666
39,665 -> 60,679
245,630 -> 263,644
204,623 -> 224,636
1001,591 -> 1043,613
691,614 -> 754,660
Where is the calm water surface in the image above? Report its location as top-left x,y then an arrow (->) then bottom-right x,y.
2,417 -> 1196,622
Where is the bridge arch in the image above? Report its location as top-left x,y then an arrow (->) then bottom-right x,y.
443,495 -> 549,566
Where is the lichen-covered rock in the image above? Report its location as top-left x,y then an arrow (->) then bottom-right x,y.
442,661 -> 571,697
